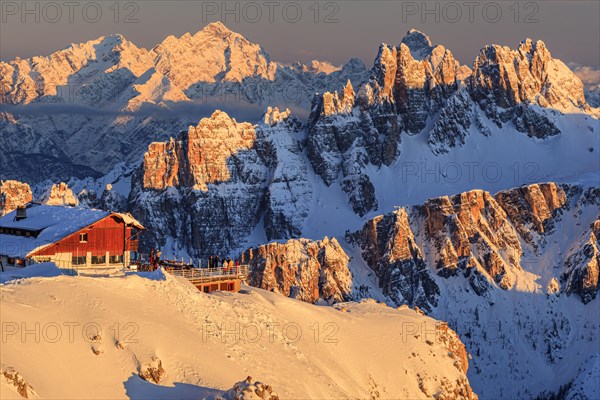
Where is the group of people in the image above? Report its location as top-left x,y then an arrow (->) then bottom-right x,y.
149,248 -> 162,267
138,250 -> 239,272
208,255 -> 239,269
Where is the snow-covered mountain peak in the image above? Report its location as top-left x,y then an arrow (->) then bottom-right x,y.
307,59 -> 341,74
401,29 -> 434,60
472,38 -> 589,113
0,32 -> 152,104
198,20 -> 234,36
151,22 -> 274,87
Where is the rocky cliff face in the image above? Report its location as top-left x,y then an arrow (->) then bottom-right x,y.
349,182 -> 598,308
495,182 -> 567,251
395,30 -> 465,134
0,180 -> 32,216
562,214 -> 600,304
347,182 -> 599,399
98,184 -> 127,212
468,39 -> 591,139
306,30 -> 594,214
129,108 -> 312,258
471,39 -> 588,114
142,110 -> 257,191
347,209 -> 439,311
240,237 -> 351,304
306,28 -> 466,174
2,27 -> 595,194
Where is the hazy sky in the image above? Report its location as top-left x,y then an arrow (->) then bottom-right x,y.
1,1 -> 599,68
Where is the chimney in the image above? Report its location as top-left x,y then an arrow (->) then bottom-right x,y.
15,206 -> 27,221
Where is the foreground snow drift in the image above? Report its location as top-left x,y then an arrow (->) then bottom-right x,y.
0,269 -> 476,399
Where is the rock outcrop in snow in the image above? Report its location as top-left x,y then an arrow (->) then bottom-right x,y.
305,30 -> 595,214
240,237 -> 351,304
39,182 -> 79,206
346,208 -> 440,311
0,180 -> 32,216
218,376 -> 279,400
0,365 -> 36,399
471,39 -> 588,114
138,357 -> 165,384
98,184 -> 127,212
3,25 -> 595,187
142,111 -> 256,191
495,182 -> 567,250
562,215 -> 600,304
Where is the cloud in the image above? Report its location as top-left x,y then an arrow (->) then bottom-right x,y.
0,98 -> 311,124
1,100 -> 254,120
568,62 -> 600,90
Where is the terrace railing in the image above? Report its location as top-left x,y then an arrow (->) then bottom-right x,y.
165,265 -> 249,283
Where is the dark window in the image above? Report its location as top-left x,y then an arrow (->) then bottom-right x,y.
91,255 -> 106,265
72,256 -> 86,265
79,233 -> 88,243
109,255 -> 123,264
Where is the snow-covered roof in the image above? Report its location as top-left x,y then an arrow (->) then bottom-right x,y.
115,212 -> 145,230
0,204 -> 143,258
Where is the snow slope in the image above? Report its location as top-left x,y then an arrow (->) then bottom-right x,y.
0,267 -> 476,399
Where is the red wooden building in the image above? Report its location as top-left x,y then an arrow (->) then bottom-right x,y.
0,203 -> 144,271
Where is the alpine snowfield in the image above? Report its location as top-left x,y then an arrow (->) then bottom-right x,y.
1,267 -> 476,399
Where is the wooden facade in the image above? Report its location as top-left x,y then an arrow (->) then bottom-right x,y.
32,215 -> 138,257
28,214 -> 141,270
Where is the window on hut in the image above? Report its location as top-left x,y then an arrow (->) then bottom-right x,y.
91,255 -> 106,265
72,256 -> 86,265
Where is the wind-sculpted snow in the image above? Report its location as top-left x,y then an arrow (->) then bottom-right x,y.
0,268 -> 477,399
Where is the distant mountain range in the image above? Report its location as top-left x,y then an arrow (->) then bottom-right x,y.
2,22 -> 597,184
0,22 -> 368,182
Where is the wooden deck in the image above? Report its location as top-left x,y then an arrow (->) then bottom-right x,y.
165,265 -> 249,284
131,258 -> 249,293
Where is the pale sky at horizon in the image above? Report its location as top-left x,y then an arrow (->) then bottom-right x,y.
1,1 -> 599,69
